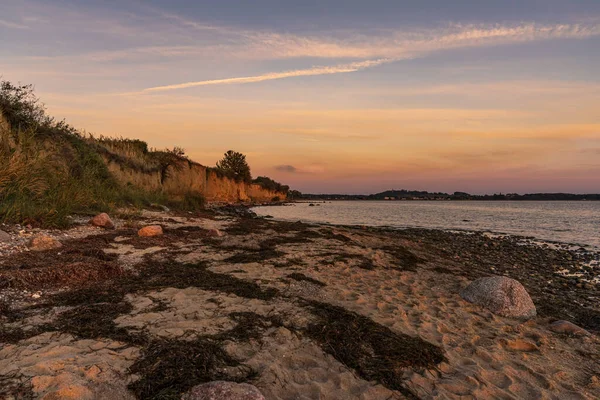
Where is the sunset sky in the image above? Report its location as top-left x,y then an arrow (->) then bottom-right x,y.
1,0 -> 599,194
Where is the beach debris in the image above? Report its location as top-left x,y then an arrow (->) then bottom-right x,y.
549,320 -> 590,336
27,234 -> 62,251
89,213 -> 115,229
182,381 -> 265,400
460,276 -> 536,319
0,230 -> 10,243
138,225 -> 163,237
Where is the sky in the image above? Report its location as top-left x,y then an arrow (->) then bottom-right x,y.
1,0 -> 599,194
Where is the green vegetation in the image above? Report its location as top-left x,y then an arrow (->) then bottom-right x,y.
215,150 -> 252,183
0,80 -> 203,227
0,81 -> 121,227
0,80 -> 292,228
252,176 -> 289,194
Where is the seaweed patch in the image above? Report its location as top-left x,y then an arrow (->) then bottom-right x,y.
302,300 -> 445,398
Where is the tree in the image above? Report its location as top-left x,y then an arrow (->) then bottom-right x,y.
216,150 -> 252,182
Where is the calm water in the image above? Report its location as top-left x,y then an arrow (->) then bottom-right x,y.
255,201 -> 600,249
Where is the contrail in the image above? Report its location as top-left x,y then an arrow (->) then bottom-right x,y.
142,58 -> 392,92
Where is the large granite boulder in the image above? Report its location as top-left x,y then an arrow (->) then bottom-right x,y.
182,381 -> 265,400
89,213 -> 115,229
460,276 -> 536,319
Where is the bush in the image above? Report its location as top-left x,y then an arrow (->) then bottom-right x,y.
253,176 -> 289,194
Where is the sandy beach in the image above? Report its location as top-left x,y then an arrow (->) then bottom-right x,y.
1,208 -> 598,399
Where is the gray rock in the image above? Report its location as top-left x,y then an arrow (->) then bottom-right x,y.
549,320 -> 590,336
460,276 -> 536,319
0,230 -> 10,243
182,381 -> 265,400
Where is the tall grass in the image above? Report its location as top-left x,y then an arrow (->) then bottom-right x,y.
0,122 -> 121,227
0,80 -> 205,227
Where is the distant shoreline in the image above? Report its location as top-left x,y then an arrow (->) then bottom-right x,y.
295,195 -> 600,201
291,189 -> 600,202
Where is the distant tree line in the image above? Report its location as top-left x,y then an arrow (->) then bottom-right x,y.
298,189 -> 600,201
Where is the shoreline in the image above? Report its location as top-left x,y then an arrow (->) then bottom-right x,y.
1,208 -> 599,399
253,201 -> 600,251
253,210 -> 600,276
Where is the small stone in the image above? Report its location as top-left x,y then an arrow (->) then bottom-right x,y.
460,276 -> 536,319
549,320 -> 590,336
0,230 -> 11,243
28,234 -> 62,251
89,213 -> 115,229
85,365 -> 102,380
138,225 -> 163,237
208,228 -> 225,237
182,381 -> 265,400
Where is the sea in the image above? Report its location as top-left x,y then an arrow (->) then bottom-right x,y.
254,201 -> 600,251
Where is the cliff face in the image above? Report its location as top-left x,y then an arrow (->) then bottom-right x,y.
104,157 -> 286,203
2,109 -> 285,204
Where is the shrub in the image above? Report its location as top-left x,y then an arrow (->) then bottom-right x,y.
253,176 -> 289,194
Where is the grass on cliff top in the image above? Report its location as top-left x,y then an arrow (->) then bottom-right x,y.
0,80 -> 204,228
